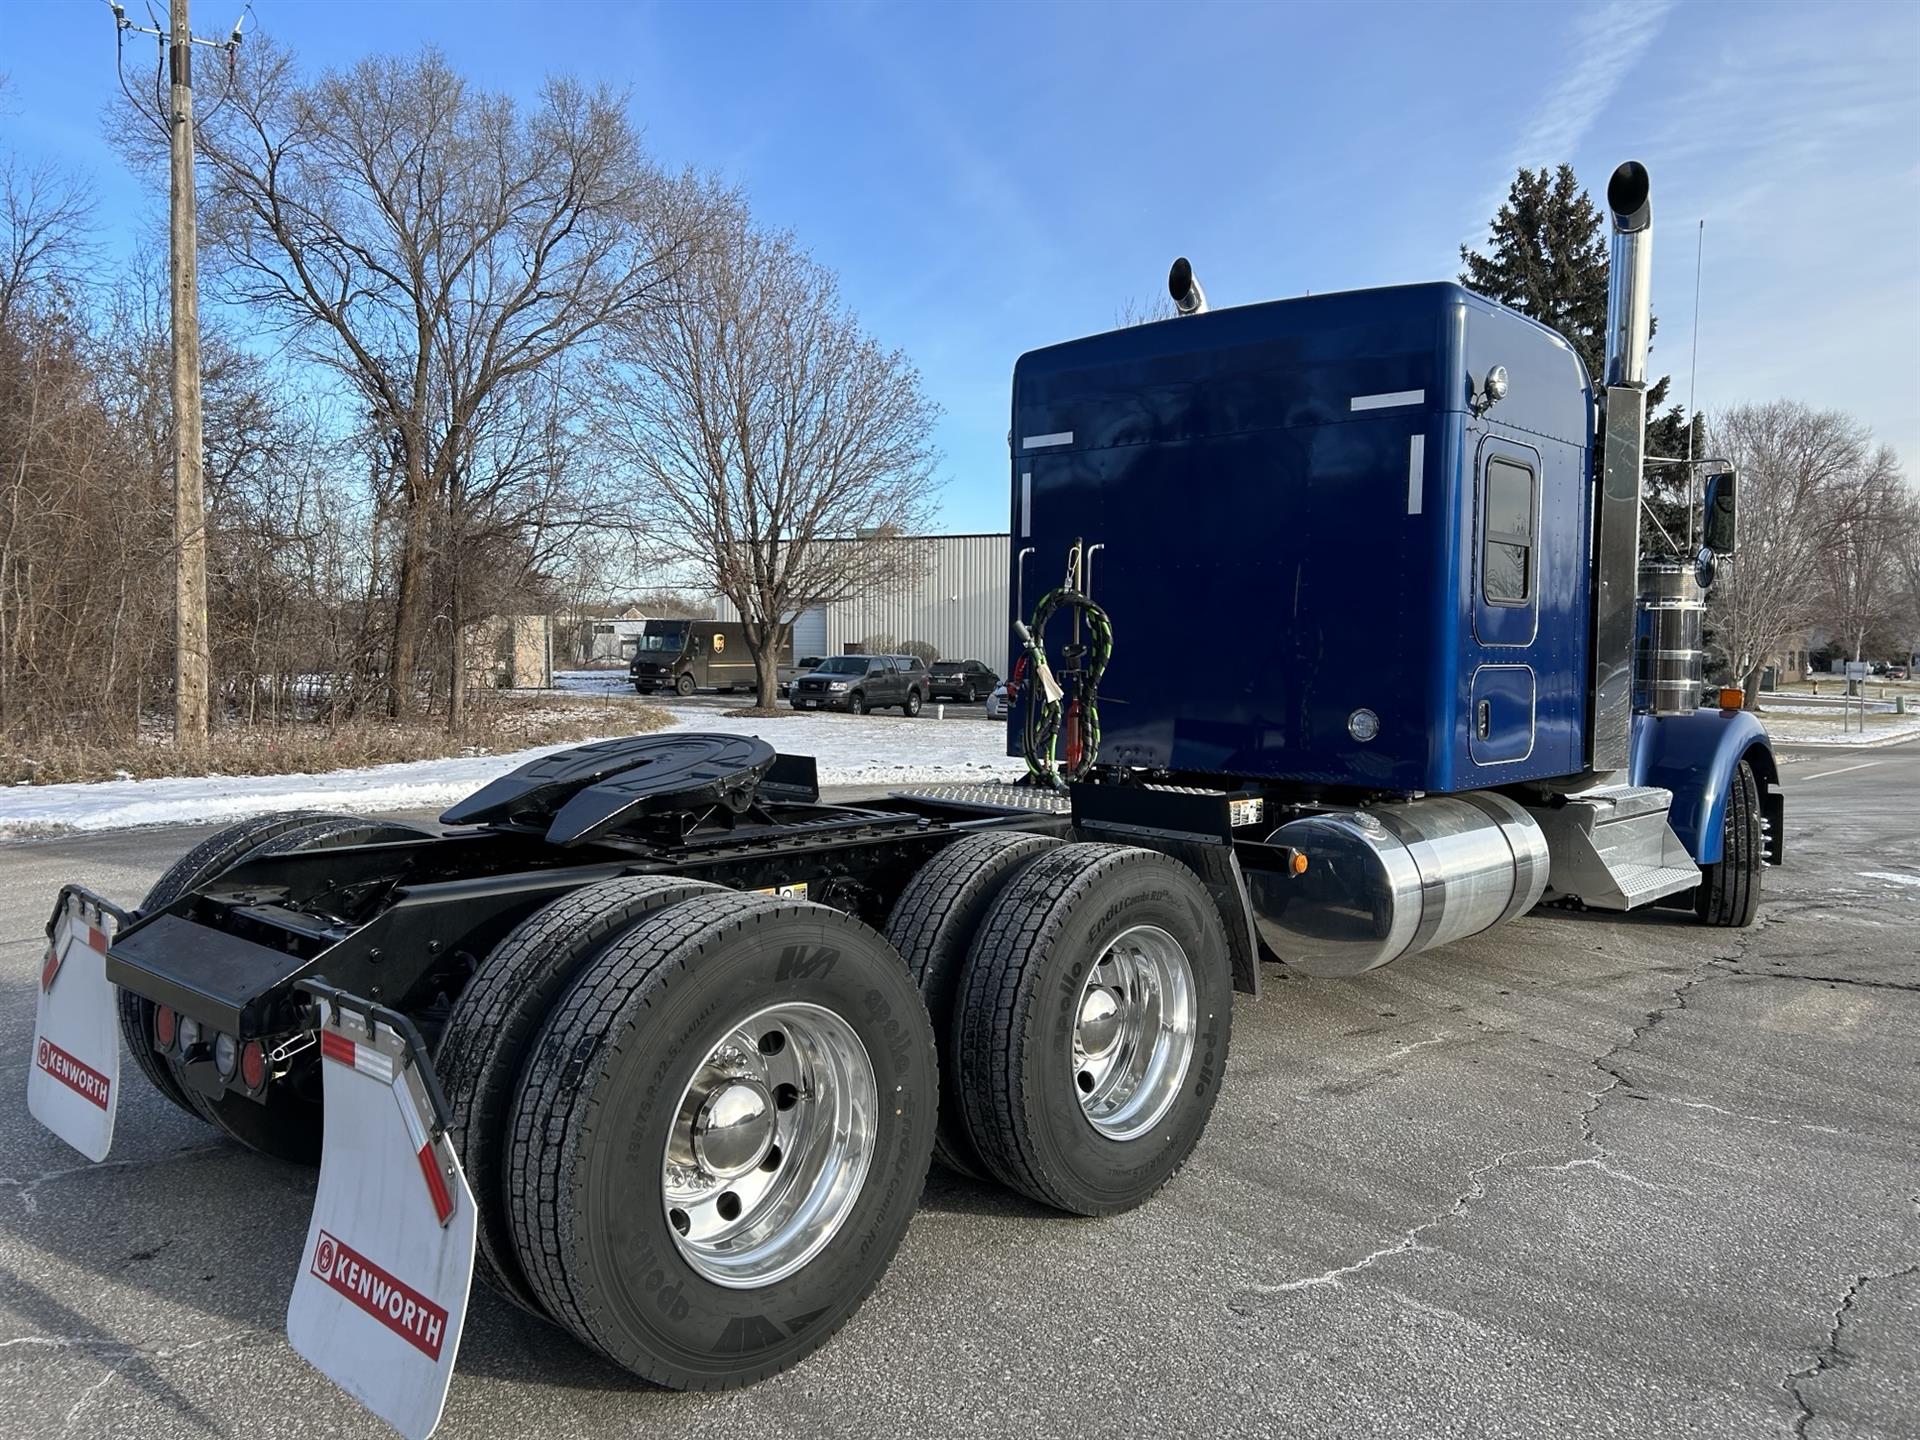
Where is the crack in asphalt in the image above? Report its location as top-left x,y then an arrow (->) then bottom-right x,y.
1248,950 -> 1741,1295
0,1329 -> 263,1436
1526,954 -> 1738,1196
1781,1263 -> 1920,1439
1734,971 -> 1920,994
1636,1094 -> 1847,1137
0,1144 -> 227,1213
1243,1145 -> 1551,1294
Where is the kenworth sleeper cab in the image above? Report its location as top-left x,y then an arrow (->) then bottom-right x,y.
29,161 -> 1775,1439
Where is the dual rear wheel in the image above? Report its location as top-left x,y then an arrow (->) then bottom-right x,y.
888,838 -> 1233,1215
444,838 -> 1230,1386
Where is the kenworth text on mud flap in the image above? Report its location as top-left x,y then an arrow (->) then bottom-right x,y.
29,161 -> 1781,1439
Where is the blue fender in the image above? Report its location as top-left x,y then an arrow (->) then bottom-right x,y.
1629,709 -> 1780,865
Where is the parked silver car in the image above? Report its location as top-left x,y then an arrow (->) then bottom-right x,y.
984,680 -> 1009,719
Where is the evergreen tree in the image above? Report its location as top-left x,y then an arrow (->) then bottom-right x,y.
1461,165 -> 1699,557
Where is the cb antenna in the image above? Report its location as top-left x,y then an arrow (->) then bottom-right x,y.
1684,218 -> 1705,552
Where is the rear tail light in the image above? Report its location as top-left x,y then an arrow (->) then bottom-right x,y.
214,1031 -> 239,1079
240,1041 -> 267,1091
177,1016 -> 201,1054
154,1005 -> 177,1051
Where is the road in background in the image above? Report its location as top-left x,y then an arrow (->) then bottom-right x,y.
1,751 -> 1915,1438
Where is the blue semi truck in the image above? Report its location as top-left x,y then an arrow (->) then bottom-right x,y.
1005,158 -> 1776,976
28,160 -> 1773,1436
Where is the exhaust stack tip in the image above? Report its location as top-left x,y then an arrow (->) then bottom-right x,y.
1168,257 -> 1208,316
1607,160 -> 1651,232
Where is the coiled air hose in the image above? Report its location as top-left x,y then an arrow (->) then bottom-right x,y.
1014,578 -> 1112,791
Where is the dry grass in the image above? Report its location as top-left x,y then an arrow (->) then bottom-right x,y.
2,697 -> 672,786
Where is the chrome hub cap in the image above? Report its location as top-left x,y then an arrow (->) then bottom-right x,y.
692,1080 -> 776,1178
1077,987 -> 1122,1058
663,1002 -> 877,1289
1071,924 -> 1197,1141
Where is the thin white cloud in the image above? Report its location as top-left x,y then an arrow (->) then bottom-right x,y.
1468,0 -> 1676,233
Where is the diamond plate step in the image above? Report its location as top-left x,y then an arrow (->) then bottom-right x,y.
889,783 -> 1071,815
1604,861 -> 1703,907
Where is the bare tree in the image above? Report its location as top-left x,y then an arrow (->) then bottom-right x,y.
608,213 -> 940,706
1705,402 -> 1870,697
1114,294 -> 1175,328
1892,487 -> 1920,665
1816,444 -> 1907,666
0,156 -> 96,329
166,41 -> 716,715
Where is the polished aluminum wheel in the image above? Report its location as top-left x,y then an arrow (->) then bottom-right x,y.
1071,924 -> 1196,1141
663,1002 -> 877,1289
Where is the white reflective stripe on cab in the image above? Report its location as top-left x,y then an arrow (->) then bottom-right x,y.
1350,389 -> 1424,411
290,1003 -> 476,1440
27,896 -> 121,1163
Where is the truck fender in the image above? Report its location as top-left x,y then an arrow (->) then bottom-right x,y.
1069,804 -> 1261,997
1629,710 -> 1782,867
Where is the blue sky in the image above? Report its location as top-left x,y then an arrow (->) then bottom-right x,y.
4,0 -> 1917,533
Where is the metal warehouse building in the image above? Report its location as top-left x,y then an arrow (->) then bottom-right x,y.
717,533 -> 1012,671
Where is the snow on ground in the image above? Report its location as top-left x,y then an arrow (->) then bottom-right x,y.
1758,710 -> 1920,748
550,668 -> 635,696
0,704 -> 1021,837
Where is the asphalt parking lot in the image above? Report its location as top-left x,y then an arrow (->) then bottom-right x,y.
1,752 -> 1915,1438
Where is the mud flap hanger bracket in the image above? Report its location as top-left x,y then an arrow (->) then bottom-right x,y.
296,977 -> 453,1142
44,884 -> 134,944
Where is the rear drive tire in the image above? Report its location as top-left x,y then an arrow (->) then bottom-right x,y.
675,672 -> 697,698
956,843 -> 1231,1215
123,810 -> 336,1122
884,831 -> 1062,1179
904,689 -> 923,717
506,892 -> 937,1388
175,816 -> 434,1163
435,874 -> 725,1317
1695,758 -> 1763,927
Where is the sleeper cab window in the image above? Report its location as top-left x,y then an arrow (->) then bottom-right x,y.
1483,457 -> 1535,606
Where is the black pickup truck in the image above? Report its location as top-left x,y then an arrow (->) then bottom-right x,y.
789,654 -> 928,715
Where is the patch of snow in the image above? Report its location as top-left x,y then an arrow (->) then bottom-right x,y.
1858,871 -> 1920,889
0,705 -> 1021,837
1760,712 -> 1920,748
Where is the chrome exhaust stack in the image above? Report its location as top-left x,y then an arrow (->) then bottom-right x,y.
1588,161 -> 1654,771
1168,257 -> 1208,316
1603,160 -> 1653,387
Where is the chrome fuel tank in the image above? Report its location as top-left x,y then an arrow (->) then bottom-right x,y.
1248,792 -> 1549,977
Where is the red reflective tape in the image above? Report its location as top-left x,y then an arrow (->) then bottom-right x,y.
86,925 -> 108,953
308,1229 -> 449,1361
40,946 -> 62,993
417,1141 -> 454,1225
36,1036 -> 110,1109
320,1030 -> 356,1068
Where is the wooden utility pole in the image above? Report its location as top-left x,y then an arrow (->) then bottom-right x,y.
168,0 -> 209,749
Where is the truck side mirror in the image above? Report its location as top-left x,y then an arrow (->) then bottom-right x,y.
1703,470 -> 1737,555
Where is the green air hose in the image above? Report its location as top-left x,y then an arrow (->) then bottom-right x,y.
1014,581 -> 1112,791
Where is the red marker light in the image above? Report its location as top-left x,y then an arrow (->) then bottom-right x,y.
240,1041 -> 267,1091
155,1006 -> 177,1051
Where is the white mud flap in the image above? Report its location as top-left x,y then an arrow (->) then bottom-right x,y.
287,988 -> 476,1440
27,889 -> 123,1162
